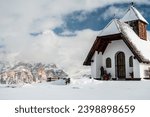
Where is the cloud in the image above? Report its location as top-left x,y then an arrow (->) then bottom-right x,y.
74,12 -> 88,22
0,0 -> 150,75
102,6 -> 126,20
13,29 -> 98,75
147,31 -> 150,41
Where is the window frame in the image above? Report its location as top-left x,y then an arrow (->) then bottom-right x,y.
106,57 -> 112,68
129,56 -> 133,67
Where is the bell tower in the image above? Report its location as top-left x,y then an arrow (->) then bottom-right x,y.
127,19 -> 147,40
121,5 -> 148,41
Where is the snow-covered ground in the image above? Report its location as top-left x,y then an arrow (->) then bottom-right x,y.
0,78 -> 150,100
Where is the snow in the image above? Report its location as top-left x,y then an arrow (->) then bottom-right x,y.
0,78 -> 150,100
51,79 -> 67,85
119,21 -> 150,61
121,6 -> 148,24
99,19 -> 121,36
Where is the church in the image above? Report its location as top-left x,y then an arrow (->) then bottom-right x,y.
83,5 -> 150,80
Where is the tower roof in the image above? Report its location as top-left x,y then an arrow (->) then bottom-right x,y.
99,19 -> 121,36
121,6 -> 148,24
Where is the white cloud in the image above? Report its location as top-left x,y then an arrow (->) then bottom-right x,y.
14,29 -> 98,75
102,6 -> 126,20
147,31 -> 150,41
0,0 -> 150,75
71,11 -> 88,22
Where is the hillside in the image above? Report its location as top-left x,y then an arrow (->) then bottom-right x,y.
0,62 -> 68,85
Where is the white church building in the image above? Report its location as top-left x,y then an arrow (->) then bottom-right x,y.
83,6 -> 150,80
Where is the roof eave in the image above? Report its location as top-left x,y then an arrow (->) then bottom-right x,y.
83,33 -> 122,66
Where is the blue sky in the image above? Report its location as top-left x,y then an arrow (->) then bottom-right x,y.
0,0 -> 150,74
54,3 -> 150,36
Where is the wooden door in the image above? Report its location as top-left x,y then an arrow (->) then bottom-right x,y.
116,52 -> 126,79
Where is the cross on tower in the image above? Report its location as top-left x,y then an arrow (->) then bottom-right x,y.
131,0 -> 135,6
131,2 -> 134,6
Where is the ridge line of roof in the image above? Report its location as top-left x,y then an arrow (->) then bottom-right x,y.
99,19 -> 114,36
130,6 -> 139,20
131,6 -> 148,24
99,19 -> 121,36
115,19 -> 121,33
121,6 -> 148,24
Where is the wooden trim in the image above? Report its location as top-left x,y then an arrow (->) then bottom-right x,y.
83,37 -> 100,65
83,32 -> 150,66
83,34 -> 122,65
125,78 -> 141,81
97,33 -> 122,40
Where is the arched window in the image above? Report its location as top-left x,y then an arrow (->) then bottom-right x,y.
129,56 -> 133,67
106,58 -> 111,68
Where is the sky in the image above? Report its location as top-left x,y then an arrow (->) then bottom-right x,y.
0,0 -> 150,75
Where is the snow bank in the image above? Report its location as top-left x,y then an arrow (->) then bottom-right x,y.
51,79 -> 66,85
0,79 -> 150,100
71,77 -> 102,86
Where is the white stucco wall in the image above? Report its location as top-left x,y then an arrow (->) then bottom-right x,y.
91,52 -> 97,78
139,63 -> 150,78
90,40 -> 150,79
133,59 -> 140,78
91,40 -> 137,78
130,56 -> 150,79
91,51 -> 102,78
103,40 -> 133,78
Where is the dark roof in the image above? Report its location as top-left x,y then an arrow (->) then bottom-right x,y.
83,34 -> 122,65
83,32 -> 150,66
83,6 -> 150,66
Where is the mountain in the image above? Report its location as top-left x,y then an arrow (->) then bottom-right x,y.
0,62 -> 68,85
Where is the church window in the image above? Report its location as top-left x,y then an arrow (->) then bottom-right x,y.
129,56 -> 133,67
106,58 -> 111,68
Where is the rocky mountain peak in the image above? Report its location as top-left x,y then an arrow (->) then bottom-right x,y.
0,61 -> 68,85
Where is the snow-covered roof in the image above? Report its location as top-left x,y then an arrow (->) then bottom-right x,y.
84,19 -> 150,65
98,6 -> 148,37
119,21 -> 150,62
121,6 -> 148,24
99,19 -> 121,36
